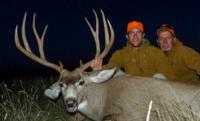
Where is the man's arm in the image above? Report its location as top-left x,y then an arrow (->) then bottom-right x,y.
183,47 -> 200,75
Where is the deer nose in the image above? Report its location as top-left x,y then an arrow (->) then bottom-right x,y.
66,98 -> 78,113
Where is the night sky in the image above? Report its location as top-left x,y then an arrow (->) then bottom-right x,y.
0,0 -> 200,77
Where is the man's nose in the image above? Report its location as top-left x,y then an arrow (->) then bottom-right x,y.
163,39 -> 168,44
133,33 -> 137,38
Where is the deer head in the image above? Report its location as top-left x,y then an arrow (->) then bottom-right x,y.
15,10 -> 115,113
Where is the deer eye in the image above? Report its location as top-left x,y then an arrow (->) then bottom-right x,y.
79,80 -> 85,86
59,81 -> 64,87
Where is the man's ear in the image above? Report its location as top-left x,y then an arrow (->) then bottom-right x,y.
142,33 -> 145,38
125,34 -> 128,40
172,37 -> 176,44
44,81 -> 61,100
156,39 -> 160,45
156,37 -> 161,46
88,68 -> 116,83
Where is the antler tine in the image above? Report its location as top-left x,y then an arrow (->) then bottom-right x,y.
32,13 -> 48,60
101,10 -> 109,46
84,10 -> 100,56
22,12 -> 32,52
79,10 -> 115,72
15,13 -> 68,74
99,10 -> 115,58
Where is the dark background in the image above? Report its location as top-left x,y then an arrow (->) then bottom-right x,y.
0,0 -> 200,80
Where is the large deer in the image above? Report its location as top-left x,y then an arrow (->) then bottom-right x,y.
15,10 -> 200,121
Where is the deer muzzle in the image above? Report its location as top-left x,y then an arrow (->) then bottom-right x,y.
66,98 -> 78,113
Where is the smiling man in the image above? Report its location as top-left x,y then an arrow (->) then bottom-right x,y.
157,24 -> 200,83
91,21 -> 174,80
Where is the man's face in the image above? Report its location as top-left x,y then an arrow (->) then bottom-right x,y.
157,31 -> 175,52
127,28 -> 144,47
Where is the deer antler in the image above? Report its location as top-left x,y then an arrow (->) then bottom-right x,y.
79,10 -> 115,72
15,10 -> 114,78
14,12 -> 69,75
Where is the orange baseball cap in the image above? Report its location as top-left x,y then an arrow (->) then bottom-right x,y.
127,21 -> 144,33
157,24 -> 175,36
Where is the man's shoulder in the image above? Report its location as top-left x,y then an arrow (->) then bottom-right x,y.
179,45 -> 199,55
143,45 -> 166,57
176,43 -> 196,52
145,44 -> 163,52
174,39 -> 194,52
112,46 -> 128,55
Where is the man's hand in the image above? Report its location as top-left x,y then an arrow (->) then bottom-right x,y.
90,55 -> 103,71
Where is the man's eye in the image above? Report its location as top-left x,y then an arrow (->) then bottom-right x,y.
79,80 -> 85,86
136,31 -> 142,34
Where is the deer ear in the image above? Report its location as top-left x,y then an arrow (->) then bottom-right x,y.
89,68 -> 116,83
44,81 -> 61,100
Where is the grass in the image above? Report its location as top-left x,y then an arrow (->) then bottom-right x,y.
0,76 -> 70,121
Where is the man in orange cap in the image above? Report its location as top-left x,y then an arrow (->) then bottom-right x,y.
157,24 -> 200,83
91,21 -> 174,80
